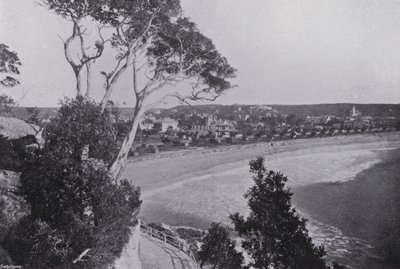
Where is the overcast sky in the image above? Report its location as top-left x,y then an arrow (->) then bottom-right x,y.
1,0 -> 400,107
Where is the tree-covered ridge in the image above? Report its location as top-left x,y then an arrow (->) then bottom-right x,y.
158,103 -> 400,118
10,103 -> 400,122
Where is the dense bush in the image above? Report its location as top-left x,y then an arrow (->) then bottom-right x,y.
0,95 -> 16,116
198,222 -> 243,269
4,97 -> 142,268
0,194 -> 29,244
0,135 -> 29,171
230,157 -> 328,269
44,97 -> 118,165
0,135 -> 20,170
4,216 -> 69,268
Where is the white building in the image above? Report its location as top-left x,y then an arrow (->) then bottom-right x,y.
153,118 -> 179,133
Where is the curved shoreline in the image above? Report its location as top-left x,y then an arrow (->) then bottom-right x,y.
123,133 -> 400,193
127,133 -> 400,163
123,132 -> 400,268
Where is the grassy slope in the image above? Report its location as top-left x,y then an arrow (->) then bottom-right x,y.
293,149 -> 400,268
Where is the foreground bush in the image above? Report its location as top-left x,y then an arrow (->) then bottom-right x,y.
230,157 -> 328,269
3,97 -> 141,268
0,134 -> 26,171
44,97 -> 118,165
198,222 -> 243,269
5,217 -> 68,268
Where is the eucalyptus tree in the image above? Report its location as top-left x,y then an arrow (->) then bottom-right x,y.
42,0 -> 236,179
42,0 -> 105,96
93,1 -> 236,178
92,0 -> 183,111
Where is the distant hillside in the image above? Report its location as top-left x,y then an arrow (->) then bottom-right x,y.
11,107 -> 59,120
271,104 -> 400,117
153,103 -> 400,118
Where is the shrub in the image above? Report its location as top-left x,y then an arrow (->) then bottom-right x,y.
44,97 -> 118,165
0,195 -> 29,243
4,216 -> 69,268
230,157 -> 328,269
4,97 -> 142,268
0,135 -> 21,171
197,222 -> 243,269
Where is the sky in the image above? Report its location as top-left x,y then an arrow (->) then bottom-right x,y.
0,0 -> 400,107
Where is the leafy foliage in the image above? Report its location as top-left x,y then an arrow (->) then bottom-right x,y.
45,97 -> 118,165
0,134 -> 33,171
25,107 -> 41,125
147,16 -> 236,101
198,222 -> 243,269
93,0 -> 181,30
0,95 -> 16,116
230,157 -> 328,269
0,44 -> 21,88
4,217 -> 70,268
42,0 -> 236,179
4,98 -> 142,268
41,0 -> 102,19
43,0 -> 236,103
0,135 -> 20,171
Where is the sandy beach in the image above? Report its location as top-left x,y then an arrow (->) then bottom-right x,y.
123,133 -> 400,195
122,132 -> 400,268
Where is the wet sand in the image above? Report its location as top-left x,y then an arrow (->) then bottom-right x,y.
122,133 -> 400,268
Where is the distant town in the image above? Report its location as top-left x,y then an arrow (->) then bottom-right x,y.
8,103 -> 400,156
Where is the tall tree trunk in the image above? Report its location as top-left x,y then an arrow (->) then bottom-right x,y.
85,62 -> 92,97
100,63 -> 129,112
76,69 -> 83,96
109,108 -> 142,180
64,21 -> 84,97
100,51 -> 133,112
108,55 -> 142,180
101,86 -> 114,111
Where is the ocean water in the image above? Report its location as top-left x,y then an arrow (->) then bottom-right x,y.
136,140 -> 400,267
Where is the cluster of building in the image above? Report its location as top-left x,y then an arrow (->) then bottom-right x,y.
139,113 -> 237,141
138,105 -> 399,147
305,106 -> 397,132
